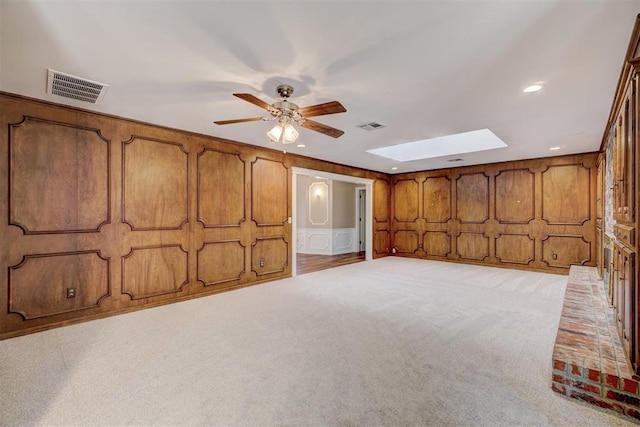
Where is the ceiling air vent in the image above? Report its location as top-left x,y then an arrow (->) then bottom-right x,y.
447,158 -> 464,162
46,69 -> 109,104
358,122 -> 386,131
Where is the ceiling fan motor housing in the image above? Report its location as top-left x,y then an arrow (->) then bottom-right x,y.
276,84 -> 294,99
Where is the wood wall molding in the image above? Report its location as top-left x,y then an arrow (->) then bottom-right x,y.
541,235 -> 591,268
121,244 -> 189,300
423,231 -> 451,257
8,250 -> 110,320
9,116 -> 111,234
494,233 -> 535,265
250,157 -> 288,227
455,172 -> 489,224
423,176 -> 452,223
541,164 -> 591,226
494,169 -> 535,224
373,178 -> 390,223
197,239 -> 246,286
392,178 -> 420,223
390,153 -> 598,273
196,147 -> 245,228
373,178 -> 391,255
393,230 -> 420,254
251,236 -> 288,276
122,135 -> 189,231
456,232 -> 489,261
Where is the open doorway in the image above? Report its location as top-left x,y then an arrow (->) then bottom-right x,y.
292,167 -> 373,276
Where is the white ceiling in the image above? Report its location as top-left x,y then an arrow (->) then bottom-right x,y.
2,1 -> 639,174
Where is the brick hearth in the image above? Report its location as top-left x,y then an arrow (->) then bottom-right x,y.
552,266 -> 640,420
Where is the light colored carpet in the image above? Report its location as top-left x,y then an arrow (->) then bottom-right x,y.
0,257 -> 635,426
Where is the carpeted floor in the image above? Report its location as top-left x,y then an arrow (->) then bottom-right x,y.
0,257 -> 635,426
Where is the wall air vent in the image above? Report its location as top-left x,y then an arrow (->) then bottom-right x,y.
358,122 -> 386,131
447,158 -> 464,162
46,69 -> 109,104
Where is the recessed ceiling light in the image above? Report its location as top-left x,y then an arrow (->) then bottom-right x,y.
391,167 -> 398,170
523,83 -> 544,93
297,144 -> 306,148
549,146 -> 561,151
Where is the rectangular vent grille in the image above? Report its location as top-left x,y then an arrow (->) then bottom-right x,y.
358,122 -> 386,131
447,158 -> 464,162
47,69 -> 109,104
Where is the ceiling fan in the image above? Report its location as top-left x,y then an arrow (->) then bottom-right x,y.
214,84 -> 347,144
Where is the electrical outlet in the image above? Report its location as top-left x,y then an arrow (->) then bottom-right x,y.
552,254 -> 558,260
66,287 -> 76,298
260,259 -> 264,268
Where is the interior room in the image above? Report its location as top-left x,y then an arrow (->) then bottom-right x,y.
2,1 -> 640,425
294,169 -> 370,275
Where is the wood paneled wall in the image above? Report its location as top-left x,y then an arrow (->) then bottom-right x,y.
0,91 -> 599,339
390,153 -> 598,273
0,93 -> 389,339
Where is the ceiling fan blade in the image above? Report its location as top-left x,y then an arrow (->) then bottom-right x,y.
300,119 -> 345,138
233,93 -> 273,111
214,117 -> 264,125
298,101 -> 347,118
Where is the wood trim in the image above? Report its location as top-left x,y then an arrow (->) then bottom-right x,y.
121,135 -> 190,231
600,14 -> 640,151
8,116 -> 111,234
196,147 -> 245,228
8,250 -> 111,320
121,244 -> 189,300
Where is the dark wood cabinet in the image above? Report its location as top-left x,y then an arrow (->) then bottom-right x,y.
607,34 -> 640,373
613,242 -> 635,358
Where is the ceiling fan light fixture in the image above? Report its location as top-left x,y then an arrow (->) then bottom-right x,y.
267,123 -> 284,142
282,122 -> 299,144
268,117 -> 299,144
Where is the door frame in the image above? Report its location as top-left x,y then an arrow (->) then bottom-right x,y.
292,167 -> 373,277
355,186 -> 366,252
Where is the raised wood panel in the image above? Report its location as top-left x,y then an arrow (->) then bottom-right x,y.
198,240 -> 245,286
394,230 -> 419,254
456,232 -> 489,261
393,179 -> 419,222
121,245 -> 189,300
494,169 -> 534,224
122,136 -> 188,230
541,164 -> 590,225
456,173 -> 489,224
423,231 -> 450,257
423,176 -> 451,223
495,234 -> 534,265
8,251 -> 109,320
251,236 -> 288,276
374,230 -> 390,255
9,117 -> 110,234
251,158 -> 288,226
373,179 -> 389,222
197,148 -> 244,227
541,235 -> 591,268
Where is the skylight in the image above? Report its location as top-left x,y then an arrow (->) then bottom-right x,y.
366,129 -> 508,162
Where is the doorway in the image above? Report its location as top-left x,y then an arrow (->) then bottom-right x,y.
292,167 -> 373,276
